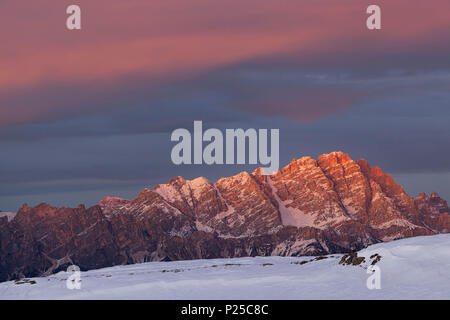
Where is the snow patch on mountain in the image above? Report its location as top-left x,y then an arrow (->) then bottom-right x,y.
0,212 -> 16,222
195,221 -> 215,233
155,176 -> 214,205
154,182 -> 185,204
267,177 -> 320,229
375,218 -> 416,229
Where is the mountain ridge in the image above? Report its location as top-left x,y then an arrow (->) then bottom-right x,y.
1,151 -> 449,281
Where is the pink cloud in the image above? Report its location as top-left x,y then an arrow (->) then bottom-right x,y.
1,0 -> 450,127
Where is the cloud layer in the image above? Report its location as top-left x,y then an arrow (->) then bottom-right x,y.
1,0 -> 450,211
1,0 -> 450,128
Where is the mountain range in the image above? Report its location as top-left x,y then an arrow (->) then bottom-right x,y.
1,151 -> 449,282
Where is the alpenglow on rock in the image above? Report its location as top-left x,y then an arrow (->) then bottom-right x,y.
1,152 -> 449,282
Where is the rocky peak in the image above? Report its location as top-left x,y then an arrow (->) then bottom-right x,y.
165,176 -> 186,187
21,203 -> 59,218
214,170 -> 281,236
18,203 -> 32,212
136,188 -> 155,201
416,191 -> 449,216
417,192 -> 430,200
99,196 -> 129,207
317,151 -> 352,167
431,191 -> 442,199
291,156 -> 317,168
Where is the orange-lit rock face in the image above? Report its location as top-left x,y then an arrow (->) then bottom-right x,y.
416,191 -> 449,216
317,151 -> 352,167
1,151 -> 449,282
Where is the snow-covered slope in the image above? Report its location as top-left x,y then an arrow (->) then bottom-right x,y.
1,234 -> 449,300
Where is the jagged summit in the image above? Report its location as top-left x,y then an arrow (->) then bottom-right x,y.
431,191 -> 442,198
1,152 -> 449,282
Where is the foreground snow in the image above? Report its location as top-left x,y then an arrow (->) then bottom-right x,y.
1,234 -> 450,300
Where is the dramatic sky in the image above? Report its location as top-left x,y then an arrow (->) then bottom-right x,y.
1,0 -> 450,211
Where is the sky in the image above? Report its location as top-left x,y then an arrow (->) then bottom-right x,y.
1,0 -> 450,211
